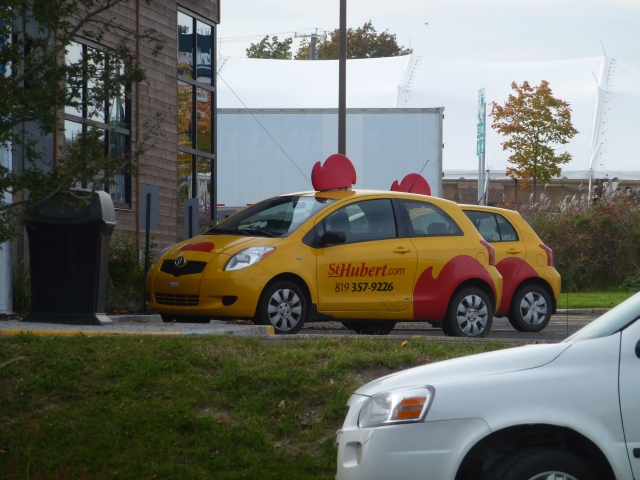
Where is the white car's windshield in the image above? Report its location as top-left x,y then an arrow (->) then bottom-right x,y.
205,195 -> 337,237
564,292 -> 640,342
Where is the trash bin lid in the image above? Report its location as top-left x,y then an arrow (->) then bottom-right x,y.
27,190 -> 117,226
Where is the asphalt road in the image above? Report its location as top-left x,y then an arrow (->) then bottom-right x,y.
301,312 -> 599,342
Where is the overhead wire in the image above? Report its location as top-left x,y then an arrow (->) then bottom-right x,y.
216,73 -> 312,187
219,28 -> 330,44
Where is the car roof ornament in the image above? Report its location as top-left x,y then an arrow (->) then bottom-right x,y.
391,173 -> 431,196
311,153 -> 357,191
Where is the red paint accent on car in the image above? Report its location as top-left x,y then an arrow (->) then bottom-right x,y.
390,173 -> 432,196
479,240 -> 495,266
179,242 -> 215,252
495,257 -> 539,314
311,153 -> 357,191
413,255 -> 497,320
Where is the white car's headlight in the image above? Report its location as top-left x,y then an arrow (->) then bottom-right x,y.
358,386 -> 434,428
225,246 -> 275,271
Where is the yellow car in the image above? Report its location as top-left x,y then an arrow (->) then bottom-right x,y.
147,190 -> 503,337
461,205 -> 561,332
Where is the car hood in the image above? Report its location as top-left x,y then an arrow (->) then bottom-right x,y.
355,342 -> 572,397
166,235 -> 282,257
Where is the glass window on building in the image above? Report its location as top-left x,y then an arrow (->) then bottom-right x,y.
64,40 -> 131,207
177,10 -> 215,221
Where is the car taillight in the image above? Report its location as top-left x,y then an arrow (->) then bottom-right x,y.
480,240 -> 495,266
539,244 -> 554,266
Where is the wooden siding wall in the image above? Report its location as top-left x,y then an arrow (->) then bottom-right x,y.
100,0 -> 219,252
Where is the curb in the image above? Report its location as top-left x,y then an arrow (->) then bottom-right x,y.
0,329 -> 182,337
0,325 -> 275,337
556,308 -> 611,315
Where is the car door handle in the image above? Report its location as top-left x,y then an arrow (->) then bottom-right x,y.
393,247 -> 412,254
506,249 -> 522,254
636,340 -> 640,359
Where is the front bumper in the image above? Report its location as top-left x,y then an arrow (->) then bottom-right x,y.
146,256 -> 273,319
335,395 -> 491,480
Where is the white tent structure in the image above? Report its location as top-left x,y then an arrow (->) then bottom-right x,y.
217,54 -> 640,182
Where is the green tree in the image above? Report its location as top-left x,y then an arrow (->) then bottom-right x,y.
294,21 -> 412,60
491,80 -> 578,200
245,36 -> 293,59
0,0 -> 163,243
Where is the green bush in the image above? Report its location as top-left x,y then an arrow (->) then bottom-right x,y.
106,235 -> 147,313
623,272 -> 640,293
11,262 -> 31,315
512,195 -> 640,291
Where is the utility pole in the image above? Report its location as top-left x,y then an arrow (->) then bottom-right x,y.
294,29 -> 327,60
338,0 -> 347,155
477,88 -> 486,205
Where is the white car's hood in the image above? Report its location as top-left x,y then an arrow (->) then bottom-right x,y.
355,342 -> 572,397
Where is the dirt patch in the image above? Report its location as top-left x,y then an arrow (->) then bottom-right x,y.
196,405 -> 233,424
350,366 -> 398,389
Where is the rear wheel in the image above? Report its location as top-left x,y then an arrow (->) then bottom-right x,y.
255,280 -> 307,334
342,321 -> 396,335
508,285 -> 552,333
483,447 -> 598,480
444,287 -> 493,337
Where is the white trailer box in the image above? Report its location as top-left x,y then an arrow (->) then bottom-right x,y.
217,108 -> 444,208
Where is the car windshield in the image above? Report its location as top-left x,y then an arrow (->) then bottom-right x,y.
564,292 -> 640,342
205,195 -> 337,237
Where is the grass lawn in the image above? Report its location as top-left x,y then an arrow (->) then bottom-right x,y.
0,334 -> 511,480
561,291 -> 636,309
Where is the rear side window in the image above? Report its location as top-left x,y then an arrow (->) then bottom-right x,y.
495,214 -> 518,241
464,210 -> 519,242
400,200 -> 462,237
318,199 -> 397,244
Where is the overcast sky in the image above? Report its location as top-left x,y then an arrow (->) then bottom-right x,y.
217,0 -> 640,71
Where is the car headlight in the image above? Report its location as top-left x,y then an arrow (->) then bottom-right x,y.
358,386 -> 435,428
225,246 -> 275,271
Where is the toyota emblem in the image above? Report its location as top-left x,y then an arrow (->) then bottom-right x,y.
175,256 -> 186,267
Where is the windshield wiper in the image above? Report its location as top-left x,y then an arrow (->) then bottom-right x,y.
205,228 -> 249,236
239,229 -> 276,237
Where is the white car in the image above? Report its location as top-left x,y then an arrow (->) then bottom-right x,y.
335,292 -> 640,480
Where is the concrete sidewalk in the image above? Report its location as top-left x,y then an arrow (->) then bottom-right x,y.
0,316 -> 273,336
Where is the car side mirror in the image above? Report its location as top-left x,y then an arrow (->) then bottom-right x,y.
320,230 -> 346,246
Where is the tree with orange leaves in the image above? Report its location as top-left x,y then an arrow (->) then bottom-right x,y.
491,80 -> 578,201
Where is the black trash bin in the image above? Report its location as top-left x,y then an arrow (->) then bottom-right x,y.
24,190 -> 116,325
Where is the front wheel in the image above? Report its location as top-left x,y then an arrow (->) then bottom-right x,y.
483,447 -> 598,480
255,280 -> 307,334
444,287 -> 493,337
508,285 -> 552,333
342,321 -> 396,335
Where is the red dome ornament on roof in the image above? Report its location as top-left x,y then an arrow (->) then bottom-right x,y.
311,154 -> 357,191
390,173 -> 431,196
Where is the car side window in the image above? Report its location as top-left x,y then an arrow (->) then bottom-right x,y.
463,210 -> 500,242
318,199 -> 397,244
463,210 -> 519,242
495,214 -> 519,241
400,200 -> 462,237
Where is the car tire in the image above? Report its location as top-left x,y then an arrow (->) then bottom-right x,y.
161,314 -> 208,323
508,285 -> 552,333
444,287 -> 493,337
343,321 -> 396,335
255,280 -> 307,334
483,447 -> 598,480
